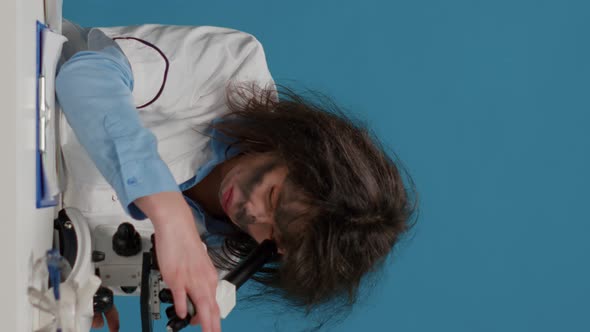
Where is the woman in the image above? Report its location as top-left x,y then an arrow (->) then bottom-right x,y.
56,19 -> 416,332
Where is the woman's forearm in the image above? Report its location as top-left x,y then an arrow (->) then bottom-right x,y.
56,45 -> 179,219
134,191 -> 199,231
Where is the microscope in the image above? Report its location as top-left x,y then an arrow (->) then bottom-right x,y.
34,207 -> 278,332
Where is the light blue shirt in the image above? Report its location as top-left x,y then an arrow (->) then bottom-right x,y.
56,44 -> 238,234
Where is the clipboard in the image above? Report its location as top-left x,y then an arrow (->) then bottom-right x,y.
36,21 -> 67,208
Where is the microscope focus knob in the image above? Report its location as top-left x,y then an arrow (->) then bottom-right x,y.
112,222 -> 142,257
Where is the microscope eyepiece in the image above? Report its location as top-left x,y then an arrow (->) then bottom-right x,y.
222,239 -> 278,289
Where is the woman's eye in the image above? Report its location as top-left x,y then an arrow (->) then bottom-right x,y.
268,187 -> 274,209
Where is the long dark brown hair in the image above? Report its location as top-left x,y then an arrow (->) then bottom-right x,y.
204,82 -> 418,330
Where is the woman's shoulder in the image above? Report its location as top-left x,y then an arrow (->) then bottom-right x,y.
95,24 -> 260,45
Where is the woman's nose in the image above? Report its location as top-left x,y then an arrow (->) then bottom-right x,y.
252,210 -> 273,225
246,200 -> 274,224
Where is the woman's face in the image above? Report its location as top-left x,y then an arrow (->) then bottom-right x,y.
218,153 -> 294,250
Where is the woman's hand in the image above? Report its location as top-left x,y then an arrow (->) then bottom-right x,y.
135,192 -> 221,332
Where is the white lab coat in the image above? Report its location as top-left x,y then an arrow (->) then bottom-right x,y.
59,23 -> 276,232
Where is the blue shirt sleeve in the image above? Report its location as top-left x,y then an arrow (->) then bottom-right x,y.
56,45 -> 180,219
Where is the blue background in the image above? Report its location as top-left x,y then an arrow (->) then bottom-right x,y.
64,0 -> 590,331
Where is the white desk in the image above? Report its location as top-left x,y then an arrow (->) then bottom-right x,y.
1,0 -> 61,330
